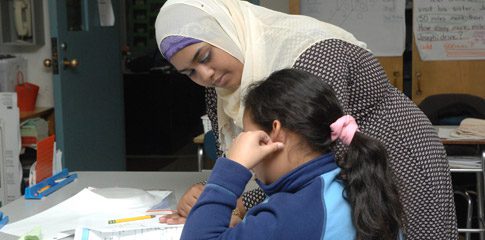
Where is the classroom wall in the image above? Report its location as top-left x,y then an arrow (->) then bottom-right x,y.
4,0 -> 53,108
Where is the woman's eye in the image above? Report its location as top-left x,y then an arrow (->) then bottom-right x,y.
199,51 -> 211,63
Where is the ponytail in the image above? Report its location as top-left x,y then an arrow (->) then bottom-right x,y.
338,132 -> 404,240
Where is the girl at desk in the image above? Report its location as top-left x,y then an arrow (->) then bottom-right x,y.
179,69 -> 404,240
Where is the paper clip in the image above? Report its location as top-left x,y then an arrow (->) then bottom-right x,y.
24,168 -> 78,199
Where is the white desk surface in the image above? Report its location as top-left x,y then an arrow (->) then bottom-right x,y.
0,171 -> 211,240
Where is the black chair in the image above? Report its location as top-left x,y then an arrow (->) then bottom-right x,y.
419,93 -> 485,240
203,130 -> 218,162
419,93 -> 485,125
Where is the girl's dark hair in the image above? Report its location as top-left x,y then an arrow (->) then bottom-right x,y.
244,68 -> 404,240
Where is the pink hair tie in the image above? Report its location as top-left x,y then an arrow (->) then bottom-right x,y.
330,115 -> 359,145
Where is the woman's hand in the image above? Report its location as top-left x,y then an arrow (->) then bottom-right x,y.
178,183 -> 205,217
230,215 -> 242,227
159,213 -> 186,224
160,196 -> 248,226
230,197 -> 246,227
160,210 -> 242,226
159,183 -> 204,224
227,131 -> 284,169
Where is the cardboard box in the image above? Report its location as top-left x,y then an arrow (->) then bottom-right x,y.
0,92 -> 22,206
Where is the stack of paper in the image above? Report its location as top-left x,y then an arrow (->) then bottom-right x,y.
19,118 -> 48,147
74,218 -> 183,240
452,118 -> 485,139
448,156 -> 482,169
1,187 -> 180,240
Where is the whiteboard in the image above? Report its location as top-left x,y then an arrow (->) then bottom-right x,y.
414,0 -> 485,61
300,0 -> 406,56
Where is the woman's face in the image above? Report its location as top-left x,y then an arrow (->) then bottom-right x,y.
170,42 -> 243,92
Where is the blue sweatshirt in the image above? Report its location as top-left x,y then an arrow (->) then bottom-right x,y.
181,153 -> 356,240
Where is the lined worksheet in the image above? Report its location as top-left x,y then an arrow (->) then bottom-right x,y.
74,224 -> 183,240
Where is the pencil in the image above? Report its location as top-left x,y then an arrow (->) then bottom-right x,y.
34,185 -> 51,196
108,215 -> 155,224
38,185 -> 51,193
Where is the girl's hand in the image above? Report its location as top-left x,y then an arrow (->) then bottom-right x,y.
227,131 -> 284,169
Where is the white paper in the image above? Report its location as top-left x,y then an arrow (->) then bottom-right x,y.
0,93 -> 22,205
414,0 -> 485,60
0,187 -> 175,240
448,156 -> 481,169
438,127 -> 455,139
74,224 -> 183,240
53,149 -> 63,175
300,0 -> 406,56
0,57 -> 28,92
438,127 -> 485,140
97,0 -> 115,27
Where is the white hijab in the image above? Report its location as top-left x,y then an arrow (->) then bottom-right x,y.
155,0 -> 367,152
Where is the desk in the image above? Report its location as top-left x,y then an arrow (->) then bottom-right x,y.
0,171 -> 211,240
436,126 -> 485,238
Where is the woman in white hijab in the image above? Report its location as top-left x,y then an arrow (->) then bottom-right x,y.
155,0 -> 457,239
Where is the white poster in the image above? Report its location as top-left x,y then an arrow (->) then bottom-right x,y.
414,0 -> 485,61
300,0 -> 406,56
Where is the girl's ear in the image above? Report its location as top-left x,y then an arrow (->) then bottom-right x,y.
270,120 -> 287,143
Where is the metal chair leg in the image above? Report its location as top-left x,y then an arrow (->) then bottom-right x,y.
455,190 -> 473,240
197,146 -> 203,172
480,151 -> 485,240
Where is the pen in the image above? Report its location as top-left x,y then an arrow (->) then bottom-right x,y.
108,215 -> 155,224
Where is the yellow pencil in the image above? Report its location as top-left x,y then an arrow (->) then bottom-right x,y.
38,185 -> 51,193
34,185 -> 51,196
108,215 -> 155,224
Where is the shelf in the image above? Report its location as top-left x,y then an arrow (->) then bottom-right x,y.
20,107 -> 55,135
20,107 -> 53,121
